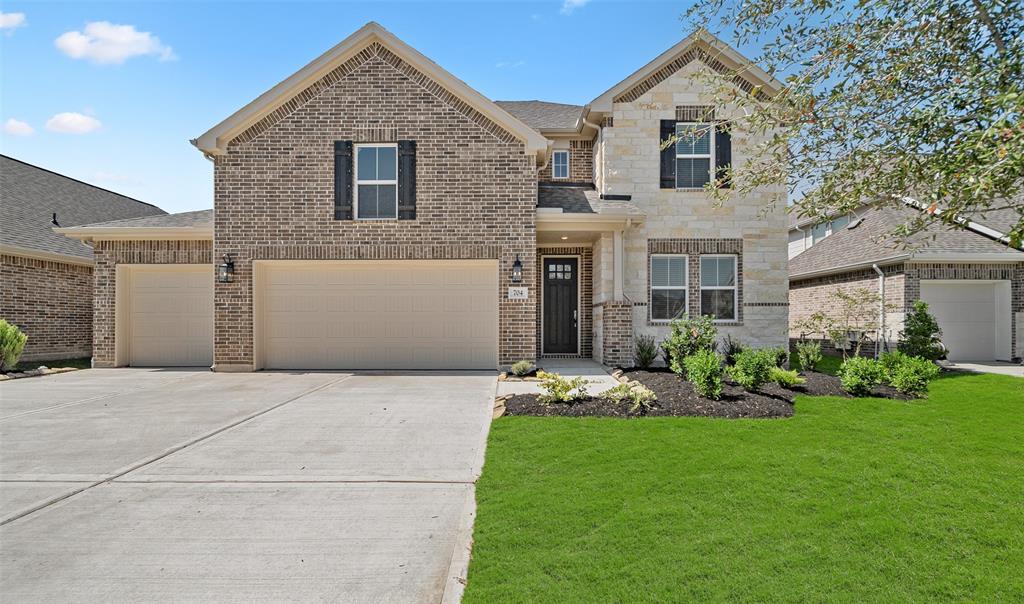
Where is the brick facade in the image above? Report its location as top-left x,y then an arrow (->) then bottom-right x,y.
91,240 -> 213,367
536,247 -> 593,359
213,42 -> 537,370
0,254 -> 93,361
598,301 -> 633,366
537,139 -> 594,183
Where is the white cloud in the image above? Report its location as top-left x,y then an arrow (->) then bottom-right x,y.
46,112 -> 102,134
495,60 -> 526,69
560,0 -> 591,15
0,12 -> 26,31
3,118 -> 34,136
55,21 -> 175,65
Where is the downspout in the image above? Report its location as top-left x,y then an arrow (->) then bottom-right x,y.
583,118 -> 603,194
872,264 -> 885,358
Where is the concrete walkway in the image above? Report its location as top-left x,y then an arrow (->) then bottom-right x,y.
941,361 -> 1023,378
495,358 -> 621,397
0,368 -> 496,603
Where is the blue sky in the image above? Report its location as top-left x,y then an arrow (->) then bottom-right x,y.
1,1 -> 742,213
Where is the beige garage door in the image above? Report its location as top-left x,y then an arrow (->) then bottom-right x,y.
920,280 -> 1012,361
257,260 -> 498,370
124,265 -> 214,366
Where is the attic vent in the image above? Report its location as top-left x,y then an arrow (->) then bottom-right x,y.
846,218 -> 864,229
676,105 -> 716,122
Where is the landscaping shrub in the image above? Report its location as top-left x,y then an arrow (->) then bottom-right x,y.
795,340 -> 823,372
602,382 -> 658,414
536,371 -> 590,404
898,301 -> 945,361
510,360 -> 534,377
881,352 -> 940,396
633,334 -> 659,369
683,350 -> 724,400
879,351 -> 909,382
660,316 -> 718,375
838,356 -> 884,396
720,334 -> 744,366
769,367 -> 806,388
728,348 -> 776,391
765,346 -> 789,368
0,320 -> 28,372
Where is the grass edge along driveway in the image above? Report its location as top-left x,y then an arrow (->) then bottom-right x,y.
464,371 -> 1024,603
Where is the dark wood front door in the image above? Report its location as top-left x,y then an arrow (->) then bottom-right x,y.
543,258 -> 579,354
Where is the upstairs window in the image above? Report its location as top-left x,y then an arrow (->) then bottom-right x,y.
700,255 -> 737,321
675,123 -> 713,188
355,144 -> 398,219
552,150 -> 570,179
650,254 -> 688,321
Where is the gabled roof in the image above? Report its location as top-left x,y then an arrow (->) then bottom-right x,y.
590,30 -> 783,112
56,209 -> 213,241
789,205 -> 1024,279
193,22 -> 549,162
495,101 -> 585,131
1,155 -> 165,262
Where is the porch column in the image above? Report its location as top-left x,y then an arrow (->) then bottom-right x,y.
613,229 -> 624,301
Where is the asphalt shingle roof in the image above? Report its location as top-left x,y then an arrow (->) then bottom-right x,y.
1,155 -> 166,259
495,100 -> 583,131
68,209 -> 213,230
538,184 -> 643,215
789,204 -> 1023,277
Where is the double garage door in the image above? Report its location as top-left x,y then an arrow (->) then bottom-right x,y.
919,280 -> 1013,362
256,260 -> 498,370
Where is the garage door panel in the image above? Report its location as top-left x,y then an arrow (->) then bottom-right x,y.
126,266 -> 213,367
259,262 -> 498,370
920,281 -> 1010,362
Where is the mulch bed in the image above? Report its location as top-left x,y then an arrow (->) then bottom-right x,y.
503,367 -> 912,420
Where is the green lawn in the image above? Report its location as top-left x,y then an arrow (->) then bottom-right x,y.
465,371 -> 1024,603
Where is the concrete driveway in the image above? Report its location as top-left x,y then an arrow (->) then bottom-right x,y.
0,368 -> 496,603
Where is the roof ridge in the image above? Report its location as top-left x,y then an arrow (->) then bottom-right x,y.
0,154 -> 166,214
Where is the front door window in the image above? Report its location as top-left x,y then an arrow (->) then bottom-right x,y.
543,258 -> 579,354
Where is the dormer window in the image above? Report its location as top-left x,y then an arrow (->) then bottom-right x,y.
552,150 -> 570,180
674,123 -> 713,189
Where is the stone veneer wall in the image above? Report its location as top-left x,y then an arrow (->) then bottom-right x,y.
536,247 -> 593,358
0,254 -> 93,361
537,139 -> 594,183
91,240 -> 213,367
214,42 -> 537,370
602,59 -> 789,352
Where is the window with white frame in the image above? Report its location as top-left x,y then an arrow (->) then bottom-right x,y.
700,255 -> 737,321
355,144 -> 398,219
675,123 -> 713,188
552,150 -> 570,179
650,254 -> 688,321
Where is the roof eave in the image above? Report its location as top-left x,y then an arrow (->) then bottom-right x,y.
0,243 -> 93,266
193,22 -> 548,163
54,226 -> 214,242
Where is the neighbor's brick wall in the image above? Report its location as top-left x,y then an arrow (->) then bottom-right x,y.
537,138 -> 594,183
214,42 -> 537,370
604,60 -> 789,352
788,265 -> 907,343
91,240 -> 213,367
536,247 -> 593,358
0,254 -> 93,362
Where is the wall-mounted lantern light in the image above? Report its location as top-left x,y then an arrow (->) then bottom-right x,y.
510,254 -> 523,283
217,253 -> 235,283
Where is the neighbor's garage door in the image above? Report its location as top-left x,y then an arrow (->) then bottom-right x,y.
257,260 -> 498,370
919,280 -> 1012,361
126,265 -> 213,366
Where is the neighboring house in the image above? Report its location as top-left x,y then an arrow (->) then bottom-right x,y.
0,155 -> 165,362
57,22 -> 789,371
788,203 -> 1024,362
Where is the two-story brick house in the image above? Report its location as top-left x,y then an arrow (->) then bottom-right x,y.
59,22 -> 789,371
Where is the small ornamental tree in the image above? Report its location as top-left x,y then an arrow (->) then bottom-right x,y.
660,316 -> 718,375
898,301 -> 946,361
0,320 -> 28,372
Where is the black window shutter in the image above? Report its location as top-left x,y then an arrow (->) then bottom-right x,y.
397,140 -> 417,220
333,140 -> 353,220
715,125 -> 732,189
660,120 -> 676,189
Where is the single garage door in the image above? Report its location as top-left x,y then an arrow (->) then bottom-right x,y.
123,265 -> 213,366
257,260 -> 498,370
919,280 -> 1012,361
